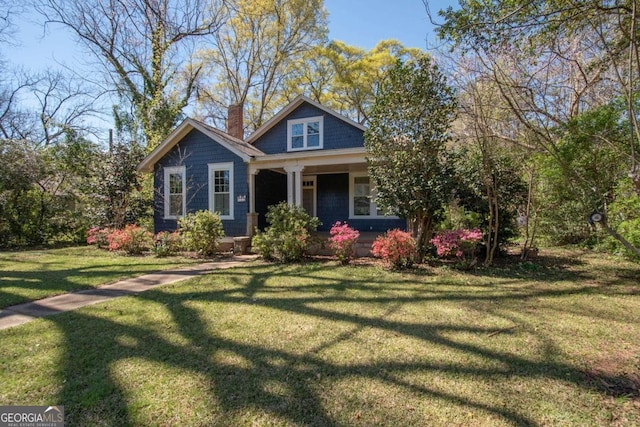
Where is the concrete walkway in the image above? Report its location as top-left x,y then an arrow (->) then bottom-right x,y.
0,255 -> 258,330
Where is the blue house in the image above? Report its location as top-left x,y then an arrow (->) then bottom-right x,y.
137,95 -> 406,238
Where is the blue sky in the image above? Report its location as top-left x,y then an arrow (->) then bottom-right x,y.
1,1 -> 457,139
4,1 -> 457,72
324,0 -> 454,51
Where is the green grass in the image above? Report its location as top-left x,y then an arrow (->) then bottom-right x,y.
0,246 -> 201,308
0,248 -> 639,426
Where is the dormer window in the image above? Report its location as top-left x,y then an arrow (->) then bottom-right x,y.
287,116 -> 323,151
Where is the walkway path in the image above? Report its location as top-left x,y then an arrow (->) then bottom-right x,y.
0,255 -> 258,330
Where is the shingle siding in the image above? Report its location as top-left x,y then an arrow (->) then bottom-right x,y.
316,174 -> 349,231
316,174 -> 406,232
253,103 -> 364,155
255,170 -> 287,230
153,128 -> 248,236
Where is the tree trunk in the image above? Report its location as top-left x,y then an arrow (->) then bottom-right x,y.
484,181 -> 499,266
600,221 -> 640,258
411,212 -> 434,261
521,167 -> 537,260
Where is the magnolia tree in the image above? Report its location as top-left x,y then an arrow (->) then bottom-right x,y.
365,54 -> 457,257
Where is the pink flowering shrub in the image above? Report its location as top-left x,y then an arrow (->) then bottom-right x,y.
328,221 -> 360,265
86,227 -> 112,248
106,224 -> 153,255
371,229 -> 417,269
430,228 -> 483,260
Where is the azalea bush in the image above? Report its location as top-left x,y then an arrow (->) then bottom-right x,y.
178,210 -> 225,257
328,221 -> 360,265
252,202 -> 321,263
153,231 -> 182,257
371,229 -> 417,269
86,227 -> 112,249
430,228 -> 483,262
106,224 -> 153,255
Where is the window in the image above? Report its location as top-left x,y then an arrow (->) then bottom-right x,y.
353,176 -> 373,216
349,173 -> 393,218
287,116 -> 323,151
208,162 -> 234,219
164,166 -> 186,219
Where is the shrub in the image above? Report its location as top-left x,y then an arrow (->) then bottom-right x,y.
86,227 -> 112,248
178,210 -> 225,257
328,221 -> 360,265
106,224 -> 153,255
252,202 -> 321,262
371,229 -> 417,269
430,228 -> 483,262
153,231 -> 182,257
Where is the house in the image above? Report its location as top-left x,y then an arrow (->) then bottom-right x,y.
137,95 -> 406,239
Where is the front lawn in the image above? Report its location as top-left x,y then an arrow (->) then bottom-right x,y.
0,249 -> 638,426
0,246 -> 201,308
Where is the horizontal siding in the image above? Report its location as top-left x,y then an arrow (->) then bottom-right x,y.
153,128 -> 248,236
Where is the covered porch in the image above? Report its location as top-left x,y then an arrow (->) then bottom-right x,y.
246,147 -> 369,236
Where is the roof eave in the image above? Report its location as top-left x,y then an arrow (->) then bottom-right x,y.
246,95 -> 366,144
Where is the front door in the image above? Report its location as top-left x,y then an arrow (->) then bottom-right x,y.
302,176 -> 316,217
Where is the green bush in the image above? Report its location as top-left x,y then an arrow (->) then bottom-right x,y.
252,202 -> 321,262
178,210 -> 225,257
602,178 -> 640,259
152,231 -> 183,257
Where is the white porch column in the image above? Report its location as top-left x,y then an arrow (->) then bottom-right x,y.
248,167 -> 258,214
284,165 -> 304,206
285,167 -> 295,205
247,166 -> 260,236
295,167 -> 304,208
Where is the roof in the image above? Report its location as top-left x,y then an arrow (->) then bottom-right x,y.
245,95 -> 366,144
137,118 -> 264,172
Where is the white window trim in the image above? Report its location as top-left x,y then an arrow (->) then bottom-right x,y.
208,162 -> 234,220
287,116 -> 324,152
164,165 -> 186,219
348,172 -> 398,219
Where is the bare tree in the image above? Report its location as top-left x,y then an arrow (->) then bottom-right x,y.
434,0 -> 640,257
0,69 -> 99,146
194,0 -> 326,132
35,0 -> 228,149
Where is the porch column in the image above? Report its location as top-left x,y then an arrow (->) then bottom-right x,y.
284,166 -> 304,206
247,167 -> 259,236
285,167 -> 295,205
295,167 -> 304,208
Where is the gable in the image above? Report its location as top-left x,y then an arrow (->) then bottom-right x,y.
138,118 -> 263,173
248,96 -> 366,155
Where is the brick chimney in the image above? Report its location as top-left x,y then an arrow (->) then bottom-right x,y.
227,103 -> 244,140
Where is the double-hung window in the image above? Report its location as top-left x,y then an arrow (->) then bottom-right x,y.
164,166 -> 186,219
208,162 -> 234,219
349,173 -> 391,218
287,116 -> 323,151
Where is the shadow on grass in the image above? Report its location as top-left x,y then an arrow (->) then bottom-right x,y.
47,261 -> 640,426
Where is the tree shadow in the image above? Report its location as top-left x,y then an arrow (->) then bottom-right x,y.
42,261 -> 640,425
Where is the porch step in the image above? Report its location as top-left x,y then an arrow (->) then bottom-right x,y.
219,237 -> 253,255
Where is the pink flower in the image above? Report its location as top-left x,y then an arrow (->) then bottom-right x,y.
329,221 -> 360,264
430,228 -> 483,259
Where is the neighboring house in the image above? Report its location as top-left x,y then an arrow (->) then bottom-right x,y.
137,95 -> 406,237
